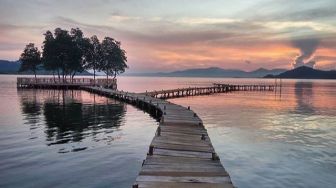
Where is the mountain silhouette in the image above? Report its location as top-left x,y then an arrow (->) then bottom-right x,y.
264,66 -> 336,79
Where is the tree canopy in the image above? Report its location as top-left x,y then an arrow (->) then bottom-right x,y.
19,43 -> 42,79
20,27 -> 128,84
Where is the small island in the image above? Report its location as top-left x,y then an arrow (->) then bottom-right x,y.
264,66 -> 336,79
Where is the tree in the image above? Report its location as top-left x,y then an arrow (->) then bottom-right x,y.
28,27 -> 127,85
112,41 -> 128,78
101,37 -> 117,85
101,37 -> 128,87
19,43 -> 42,80
42,28 -> 90,82
85,35 -> 102,83
69,28 -> 91,81
42,30 -> 58,81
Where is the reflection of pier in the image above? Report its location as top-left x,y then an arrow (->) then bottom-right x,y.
145,83 -> 275,99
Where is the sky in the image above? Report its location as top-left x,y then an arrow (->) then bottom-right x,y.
0,0 -> 335,72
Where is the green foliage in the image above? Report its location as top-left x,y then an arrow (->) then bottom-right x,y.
85,35 -> 102,80
23,27 -> 128,83
19,43 -> 42,77
101,37 -> 128,78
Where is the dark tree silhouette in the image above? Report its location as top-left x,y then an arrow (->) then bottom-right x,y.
41,28 -> 90,82
101,37 -> 128,85
69,28 -> 92,81
24,27 -> 128,84
85,35 -> 102,83
112,41 -> 128,78
42,30 -> 59,81
19,43 -> 42,80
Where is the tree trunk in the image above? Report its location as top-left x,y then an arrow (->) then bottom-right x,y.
57,69 -> 60,82
72,71 -> 76,83
34,70 -> 37,83
106,71 -> 109,88
62,69 -> 65,83
93,68 -> 96,86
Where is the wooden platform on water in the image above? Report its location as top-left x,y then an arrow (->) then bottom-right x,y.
16,77 -> 117,89
145,83 -> 276,99
81,86 -> 235,188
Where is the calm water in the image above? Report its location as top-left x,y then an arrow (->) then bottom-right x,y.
1,75 -> 336,188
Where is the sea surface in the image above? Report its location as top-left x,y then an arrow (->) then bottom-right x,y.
0,75 -> 335,188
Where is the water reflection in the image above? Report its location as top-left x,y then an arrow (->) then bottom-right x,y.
18,89 -> 126,151
294,82 -> 314,115
20,91 -> 42,129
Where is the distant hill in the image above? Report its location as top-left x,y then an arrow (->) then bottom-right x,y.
264,66 -> 336,79
0,60 -> 91,75
127,67 -> 287,78
0,60 -> 21,74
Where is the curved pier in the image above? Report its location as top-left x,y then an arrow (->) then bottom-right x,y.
82,86 -> 234,188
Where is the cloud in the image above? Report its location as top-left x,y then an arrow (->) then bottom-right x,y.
245,60 -> 252,64
292,38 -> 320,68
1,0 -> 336,71
175,17 -> 239,25
241,0 -> 336,22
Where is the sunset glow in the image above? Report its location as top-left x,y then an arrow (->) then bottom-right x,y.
0,0 -> 335,72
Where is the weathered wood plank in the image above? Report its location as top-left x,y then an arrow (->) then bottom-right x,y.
136,175 -> 231,184
153,148 -> 213,159
151,142 -> 214,153
136,182 -> 234,188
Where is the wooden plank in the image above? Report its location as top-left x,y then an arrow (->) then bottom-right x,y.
144,155 -> 217,165
155,135 -> 210,143
152,139 -> 212,148
136,181 -> 234,188
153,148 -> 213,159
140,165 -> 227,175
151,142 -> 214,153
136,175 -> 231,184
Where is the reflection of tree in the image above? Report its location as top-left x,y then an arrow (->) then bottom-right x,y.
18,89 -> 42,127
294,82 -> 314,114
18,88 -> 126,147
43,92 -> 126,145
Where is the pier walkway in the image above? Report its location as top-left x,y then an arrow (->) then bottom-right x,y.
17,77 -> 117,89
82,86 -> 235,188
145,83 -> 275,99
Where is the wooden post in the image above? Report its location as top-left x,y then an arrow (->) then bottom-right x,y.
157,126 -> 161,136
142,160 -> 145,166
212,152 -> 220,161
148,145 -> 154,155
188,106 -> 190,110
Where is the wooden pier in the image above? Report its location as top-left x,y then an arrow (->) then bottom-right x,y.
81,86 -> 235,188
145,83 -> 275,99
17,77 -> 117,89
18,77 -> 277,187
